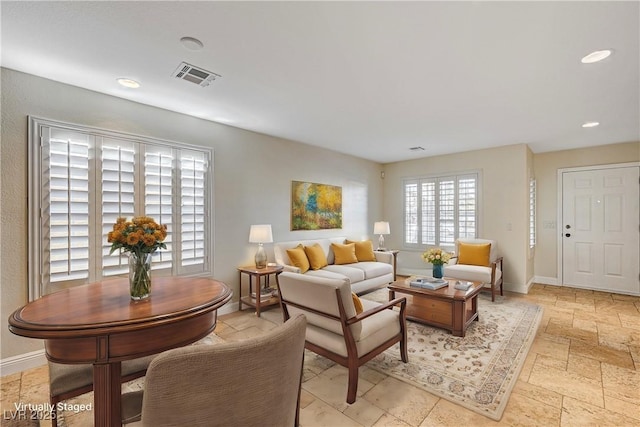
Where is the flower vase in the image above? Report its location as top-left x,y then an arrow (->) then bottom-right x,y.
432,264 -> 444,279
129,253 -> 152,300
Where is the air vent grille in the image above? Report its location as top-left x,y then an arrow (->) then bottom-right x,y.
172,62 -> 221,87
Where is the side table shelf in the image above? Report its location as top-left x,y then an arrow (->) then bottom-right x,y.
237,265 -> 284,317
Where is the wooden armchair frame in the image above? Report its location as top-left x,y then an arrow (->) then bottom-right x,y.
278,283 -> 408,404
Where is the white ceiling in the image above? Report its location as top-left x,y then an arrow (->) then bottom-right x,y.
2,1 -> 639,163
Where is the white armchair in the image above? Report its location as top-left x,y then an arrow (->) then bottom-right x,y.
277,272 -> 407,404
444,238 -> 504,301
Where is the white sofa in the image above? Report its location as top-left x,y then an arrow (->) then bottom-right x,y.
273,237 -> 394,294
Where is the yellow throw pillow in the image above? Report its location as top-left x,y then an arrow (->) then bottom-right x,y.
345,239 -> 376,262
457,242 -> 491,267
352,292 -> 364,315
286,244 -> 310,273
303,243 -> 328,270
331,243 -> 358,265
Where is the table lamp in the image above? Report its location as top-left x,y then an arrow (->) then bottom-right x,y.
249,224 -> 273,268
374,221 -> 390,251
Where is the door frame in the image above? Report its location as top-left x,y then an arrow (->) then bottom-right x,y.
556,161 -> 639,287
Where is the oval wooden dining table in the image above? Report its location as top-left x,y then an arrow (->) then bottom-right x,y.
8,276 -> 232,427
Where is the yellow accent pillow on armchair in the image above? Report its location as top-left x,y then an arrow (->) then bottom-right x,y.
457,242 -> 491,267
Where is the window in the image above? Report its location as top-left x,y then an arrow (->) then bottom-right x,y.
403,173 -> 479,248
529,178 -> 536,250
29,117 -> 214,299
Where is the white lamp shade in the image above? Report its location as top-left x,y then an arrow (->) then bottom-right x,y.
374,221 -> 390,235
249,224 -> 273,243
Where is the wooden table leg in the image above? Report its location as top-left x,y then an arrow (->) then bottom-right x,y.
93,361 -> 121,427
254,274 -> 262,317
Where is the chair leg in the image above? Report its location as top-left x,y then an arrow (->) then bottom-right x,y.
346,363 -> 358,404
491,284 -> 495,302
400,334 -> 408,363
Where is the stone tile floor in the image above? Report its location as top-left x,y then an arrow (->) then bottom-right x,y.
2,284 -> 639,426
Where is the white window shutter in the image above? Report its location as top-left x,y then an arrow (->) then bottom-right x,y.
43,128 -> 91,283
179,149 -> 208,271
144,145 -> 174,270
404,180 -> 418,245
458,176 -> 477,239
101,138 -> 136,276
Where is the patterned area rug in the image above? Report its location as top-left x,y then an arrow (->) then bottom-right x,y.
362,288 -> 543,421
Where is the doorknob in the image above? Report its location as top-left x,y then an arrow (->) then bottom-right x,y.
565,225 -> 571,229
565,233 -> 571,237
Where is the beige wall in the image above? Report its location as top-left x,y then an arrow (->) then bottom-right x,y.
382,144 -> 530,291
533,142 -> 640,281
0,68 -> 384,360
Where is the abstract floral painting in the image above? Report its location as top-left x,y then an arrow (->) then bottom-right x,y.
291,181 -> 342,230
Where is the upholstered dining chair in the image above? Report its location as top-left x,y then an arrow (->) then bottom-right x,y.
276,271 -> 408,404
444,238 -> 504,301
121,314 -> 307,427
48,355 -> 154,427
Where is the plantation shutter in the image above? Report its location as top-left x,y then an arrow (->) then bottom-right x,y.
404,180 -> 418,244
179,149 -> 208,271
403,173 -> 479,247
144,146 -> 173,270
30,117 -> 214,299
458,175 -> 477,239
42,128 -> 91,284
438,178 -> 455,245
421,180 -> 436,245
101,138 -> 137,276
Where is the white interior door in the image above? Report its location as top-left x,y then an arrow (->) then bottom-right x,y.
562,165 -> 639,295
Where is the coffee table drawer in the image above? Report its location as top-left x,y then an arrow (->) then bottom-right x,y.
408,296 -> 452,325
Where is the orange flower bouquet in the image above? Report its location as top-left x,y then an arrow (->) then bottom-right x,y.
108,216 -> 167,299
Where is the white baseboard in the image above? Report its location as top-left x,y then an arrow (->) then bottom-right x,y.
219,301 -> 239,315
1,302 -> 241,377
533,276 -> 560,286
0,349 -> 47,377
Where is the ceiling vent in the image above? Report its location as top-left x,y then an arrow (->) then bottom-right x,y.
172,62 -> 221,87
409,146 -> 425,151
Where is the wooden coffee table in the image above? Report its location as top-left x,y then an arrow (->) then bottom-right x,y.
388,277 -> 483,337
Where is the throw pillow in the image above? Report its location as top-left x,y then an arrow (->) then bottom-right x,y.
331,243 -> 358,265
286,244 -> 310,273
303,243 -> 328,270
345,239 -> 376,262
352,292 -> 364,315
457,242 -> 491,267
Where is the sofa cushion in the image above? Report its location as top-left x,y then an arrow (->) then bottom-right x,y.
458,242 -> 491,267
304,243 -> 328,270
286,244 -> 310,273
322,265 -> 366,283
346,261 -> 393,280
345,240 -> 376,262
331,243 -> 358,265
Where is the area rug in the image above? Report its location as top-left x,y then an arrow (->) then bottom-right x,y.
362,289 -> 543,421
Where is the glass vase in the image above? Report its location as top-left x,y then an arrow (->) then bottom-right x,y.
129,253 -> 152,300
432,263 -> 444,279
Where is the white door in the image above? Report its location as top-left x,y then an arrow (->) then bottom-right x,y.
562,165 -> 639,295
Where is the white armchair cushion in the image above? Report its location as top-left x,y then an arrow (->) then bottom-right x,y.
278,273 -> 361,338
444,264 -> 502,285
304,299 -> 402,358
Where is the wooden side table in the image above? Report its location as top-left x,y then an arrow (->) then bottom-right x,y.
238,265 -> 284,317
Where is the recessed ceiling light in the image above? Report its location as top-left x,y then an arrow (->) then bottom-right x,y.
582,121 -> 600,128
180,36 -> 204,51
116,78 -> 140,88
581,49 -> 612,64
